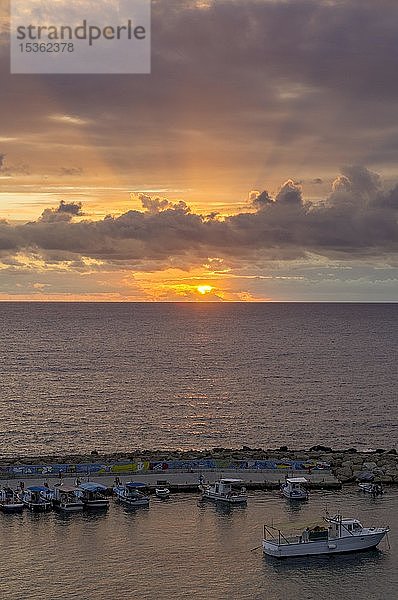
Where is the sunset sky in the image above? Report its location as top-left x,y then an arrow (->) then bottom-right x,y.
0,0 -> 398,301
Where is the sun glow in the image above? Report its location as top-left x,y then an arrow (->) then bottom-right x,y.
197,285 -> 213,295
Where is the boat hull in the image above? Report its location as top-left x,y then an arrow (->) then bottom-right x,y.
83,500 -> 109,510
281,488 -> 308,501
202,492 -> 247,504
53,501 -> 84,512
155,489 -> 170,499
0,503 -> 24,513
116,496 -> 149,508
23,501 -> 52,512
262,530 -> 388,558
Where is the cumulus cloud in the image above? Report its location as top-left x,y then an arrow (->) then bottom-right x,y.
274,180 -> 302,206
341,165 -> 381,196
39,200 -> 84,223
0,167 -> 396,268
136,193 -> 190,214
332,175 -> 352,193
250,190 -> 273,210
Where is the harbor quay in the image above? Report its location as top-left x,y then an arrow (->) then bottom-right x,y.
0,469 -> 340,492
1,446 -> 397,490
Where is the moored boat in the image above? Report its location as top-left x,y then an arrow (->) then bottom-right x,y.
262,513 -> 389,558
113,482 -> 150,508
358,482 -> 383,496
155,486 -> 171,499
53,484 -> 84,512
0,487 -> 24,513
281,477 -> 309,501
200,478 -> 247,504
78,482 -> 109,510
20,486 -> 52,512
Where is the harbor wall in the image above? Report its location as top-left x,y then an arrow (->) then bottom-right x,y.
0,446 -> 397,485
0,457 -> 331,478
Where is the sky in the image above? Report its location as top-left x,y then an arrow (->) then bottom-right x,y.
0,0 -> 397,301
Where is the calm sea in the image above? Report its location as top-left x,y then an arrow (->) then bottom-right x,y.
0,488 -> 396,600
0,302 -> 397,457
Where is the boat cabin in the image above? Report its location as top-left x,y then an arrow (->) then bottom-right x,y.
285,477 -> 308,490
26,485 -> 51,502
124,482 -> 148,496
215,479 -> 246,497
54,484 -> 79,502
328,517 -> 363,538
1,487 -> 15,502
79,482 -> 108,500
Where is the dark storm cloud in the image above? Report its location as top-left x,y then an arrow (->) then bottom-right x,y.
0,168 -> 397,265
1,0 -> 398,174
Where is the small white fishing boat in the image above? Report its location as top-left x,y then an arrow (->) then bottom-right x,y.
155,486 -> 171,499
281,477 -> 309,501
200,478 -> 247,504
78,482 -> 109,510
262,514 -> 389,558
0,487 -> 24,513
53,484 -> 84,512
20,486 -> 52,512
113,482 -> 150,508
358,482 -> 383,496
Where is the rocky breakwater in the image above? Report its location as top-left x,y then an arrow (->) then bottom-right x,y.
1,446 -> 397,486
237,445 -> 398,484
188,446 -> 398,485
326,448 -> 398,484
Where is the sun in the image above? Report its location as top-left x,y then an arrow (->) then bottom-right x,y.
197,285 -> 213,295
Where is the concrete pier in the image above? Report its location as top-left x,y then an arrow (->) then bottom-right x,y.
0,469 -> 341,492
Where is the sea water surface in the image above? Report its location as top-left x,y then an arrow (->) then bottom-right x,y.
0,488 -> 396,600
0,302 -> 397,456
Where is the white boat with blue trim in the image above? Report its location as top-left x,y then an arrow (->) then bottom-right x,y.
155,486 -> 171,499
281,477 -> 309,500
20,485 -> 52,512
113,482 -> 150,508
262,514 -> 389,558
358,482 -> 383,496
53,484 -> 84,512
200,478 -> 247,504
78,482 -> 109,510
0,487 -> 24,513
